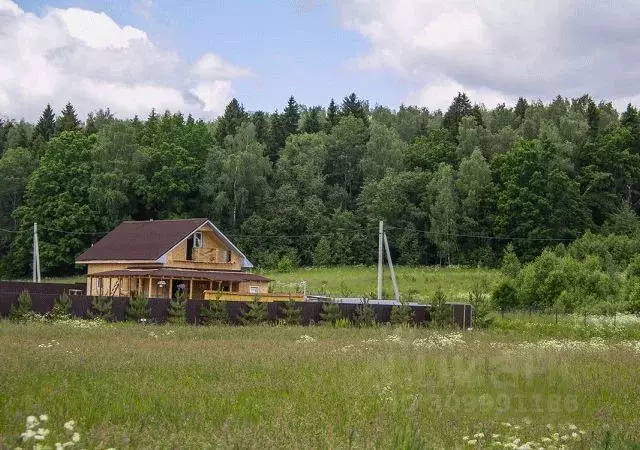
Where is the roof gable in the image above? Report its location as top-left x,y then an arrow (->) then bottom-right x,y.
76,219 -> 253,268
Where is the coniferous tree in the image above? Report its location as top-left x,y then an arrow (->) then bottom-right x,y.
33,104 -> 56,141
514,97 -> 528,121
251,111 -> 269,143
283,95 -> 300,136
214,98 -> 247,144
586,99 -> 600,139
302,106 -> 322,133
325,98 -> 339,131
56,102 -> 81,133
443,92 -> 474,139
341,92 -> 369,124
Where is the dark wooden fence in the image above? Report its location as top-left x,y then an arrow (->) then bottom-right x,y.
0,281 -> 474,327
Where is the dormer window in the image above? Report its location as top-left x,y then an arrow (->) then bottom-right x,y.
193,231 -> 203,249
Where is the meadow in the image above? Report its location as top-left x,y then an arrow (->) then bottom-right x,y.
1,319 -> 639,449
30,266 -> 501,302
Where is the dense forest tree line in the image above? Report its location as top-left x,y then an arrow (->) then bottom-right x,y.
1,93 -> 640,277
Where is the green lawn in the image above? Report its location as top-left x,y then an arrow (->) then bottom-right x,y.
1,321 -> 638,449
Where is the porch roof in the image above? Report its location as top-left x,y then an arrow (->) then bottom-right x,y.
89,267 -> 271,283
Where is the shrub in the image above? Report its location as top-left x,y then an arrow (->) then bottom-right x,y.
390,303 -> 414,325
277,255 -> 295,273
320,302 -> 342,325
199,301 -> 228,325
127,293 -> 149,322
50,292 -> 72,320
88,296 -> 112,321
240,300 -> 268,325
9,290 -> 32,322
354,304 -> 377,327
492,279 -> 519,312
501,243 -> 521,278
468,283 -> 494,328
167,292 -> 186,324
429,288 -> 453,328
279,301 -> 302,325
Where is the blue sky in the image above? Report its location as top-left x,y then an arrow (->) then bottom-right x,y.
3,0 -> 640,120
14,0 -> 406,114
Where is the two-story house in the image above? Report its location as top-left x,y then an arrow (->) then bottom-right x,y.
76,218 -> 271,299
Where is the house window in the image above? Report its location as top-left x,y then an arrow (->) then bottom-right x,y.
249,286 -> 259,294
220,250 -> 231,263
193,231 -> 203,249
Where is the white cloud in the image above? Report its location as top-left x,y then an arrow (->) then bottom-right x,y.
191,53 -> 253,80
408,79 -> 511,112
339,0 -> 640,109
0,0 -> 250,120
190,81 -> 234,113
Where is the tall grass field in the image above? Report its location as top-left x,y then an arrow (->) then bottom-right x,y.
30,266 -> 501,301
1,320 -> 639,448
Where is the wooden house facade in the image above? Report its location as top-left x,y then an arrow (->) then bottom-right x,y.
76,218 -> 270,299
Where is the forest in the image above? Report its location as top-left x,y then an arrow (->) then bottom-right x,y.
1,92 -> 640,282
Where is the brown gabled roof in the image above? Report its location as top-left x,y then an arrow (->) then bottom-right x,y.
76,218 -> 208,262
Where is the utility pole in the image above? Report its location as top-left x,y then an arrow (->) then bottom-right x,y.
33,222 -> 41,283
377,221 -> 383,300
383,232 -> 400,301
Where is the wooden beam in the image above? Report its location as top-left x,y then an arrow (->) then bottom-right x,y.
209,280 -> 213,291
118,277 -> 123,297
109,277 -> 112,296
168,279 -> 173,299
189,279 -> 194,300
148,277 -> 153,298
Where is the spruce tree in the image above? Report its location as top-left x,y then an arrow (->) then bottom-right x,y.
443,92 -> 474,139
302,106 -> 322,133
586,99 -> 600,138
56,102 -> 81,133
341,92 -> 368,124
325,98 -> 339,131
283,95 -> 300,136
33,104 -> 56,141
514,97 -> 528,121
214,98 -> 247,144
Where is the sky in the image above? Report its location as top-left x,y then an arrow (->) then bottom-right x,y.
2,0 -> 640,121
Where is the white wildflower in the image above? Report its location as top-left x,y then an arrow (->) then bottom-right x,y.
560,434 -> 569,441
56,443 -> 63,450
34,435 -> 45,441
492,434 -> 501,438
474,432 -> 485,439
21,429 -> 36,441
39,415 -> 48,422
72,432 -> 80,442
463,436 -> 469,441
541,437 -> 552,443
571,432 -> 580,440
467,439 -> 477,445
568,424 -> 577,431
502,422 -> 512,428
36,428 -> 49,436
26,416 -> 38,427
296,335 -> 316,343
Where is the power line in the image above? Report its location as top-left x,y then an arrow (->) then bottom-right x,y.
383,224 -> 577,242
2,223 -> 579,243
